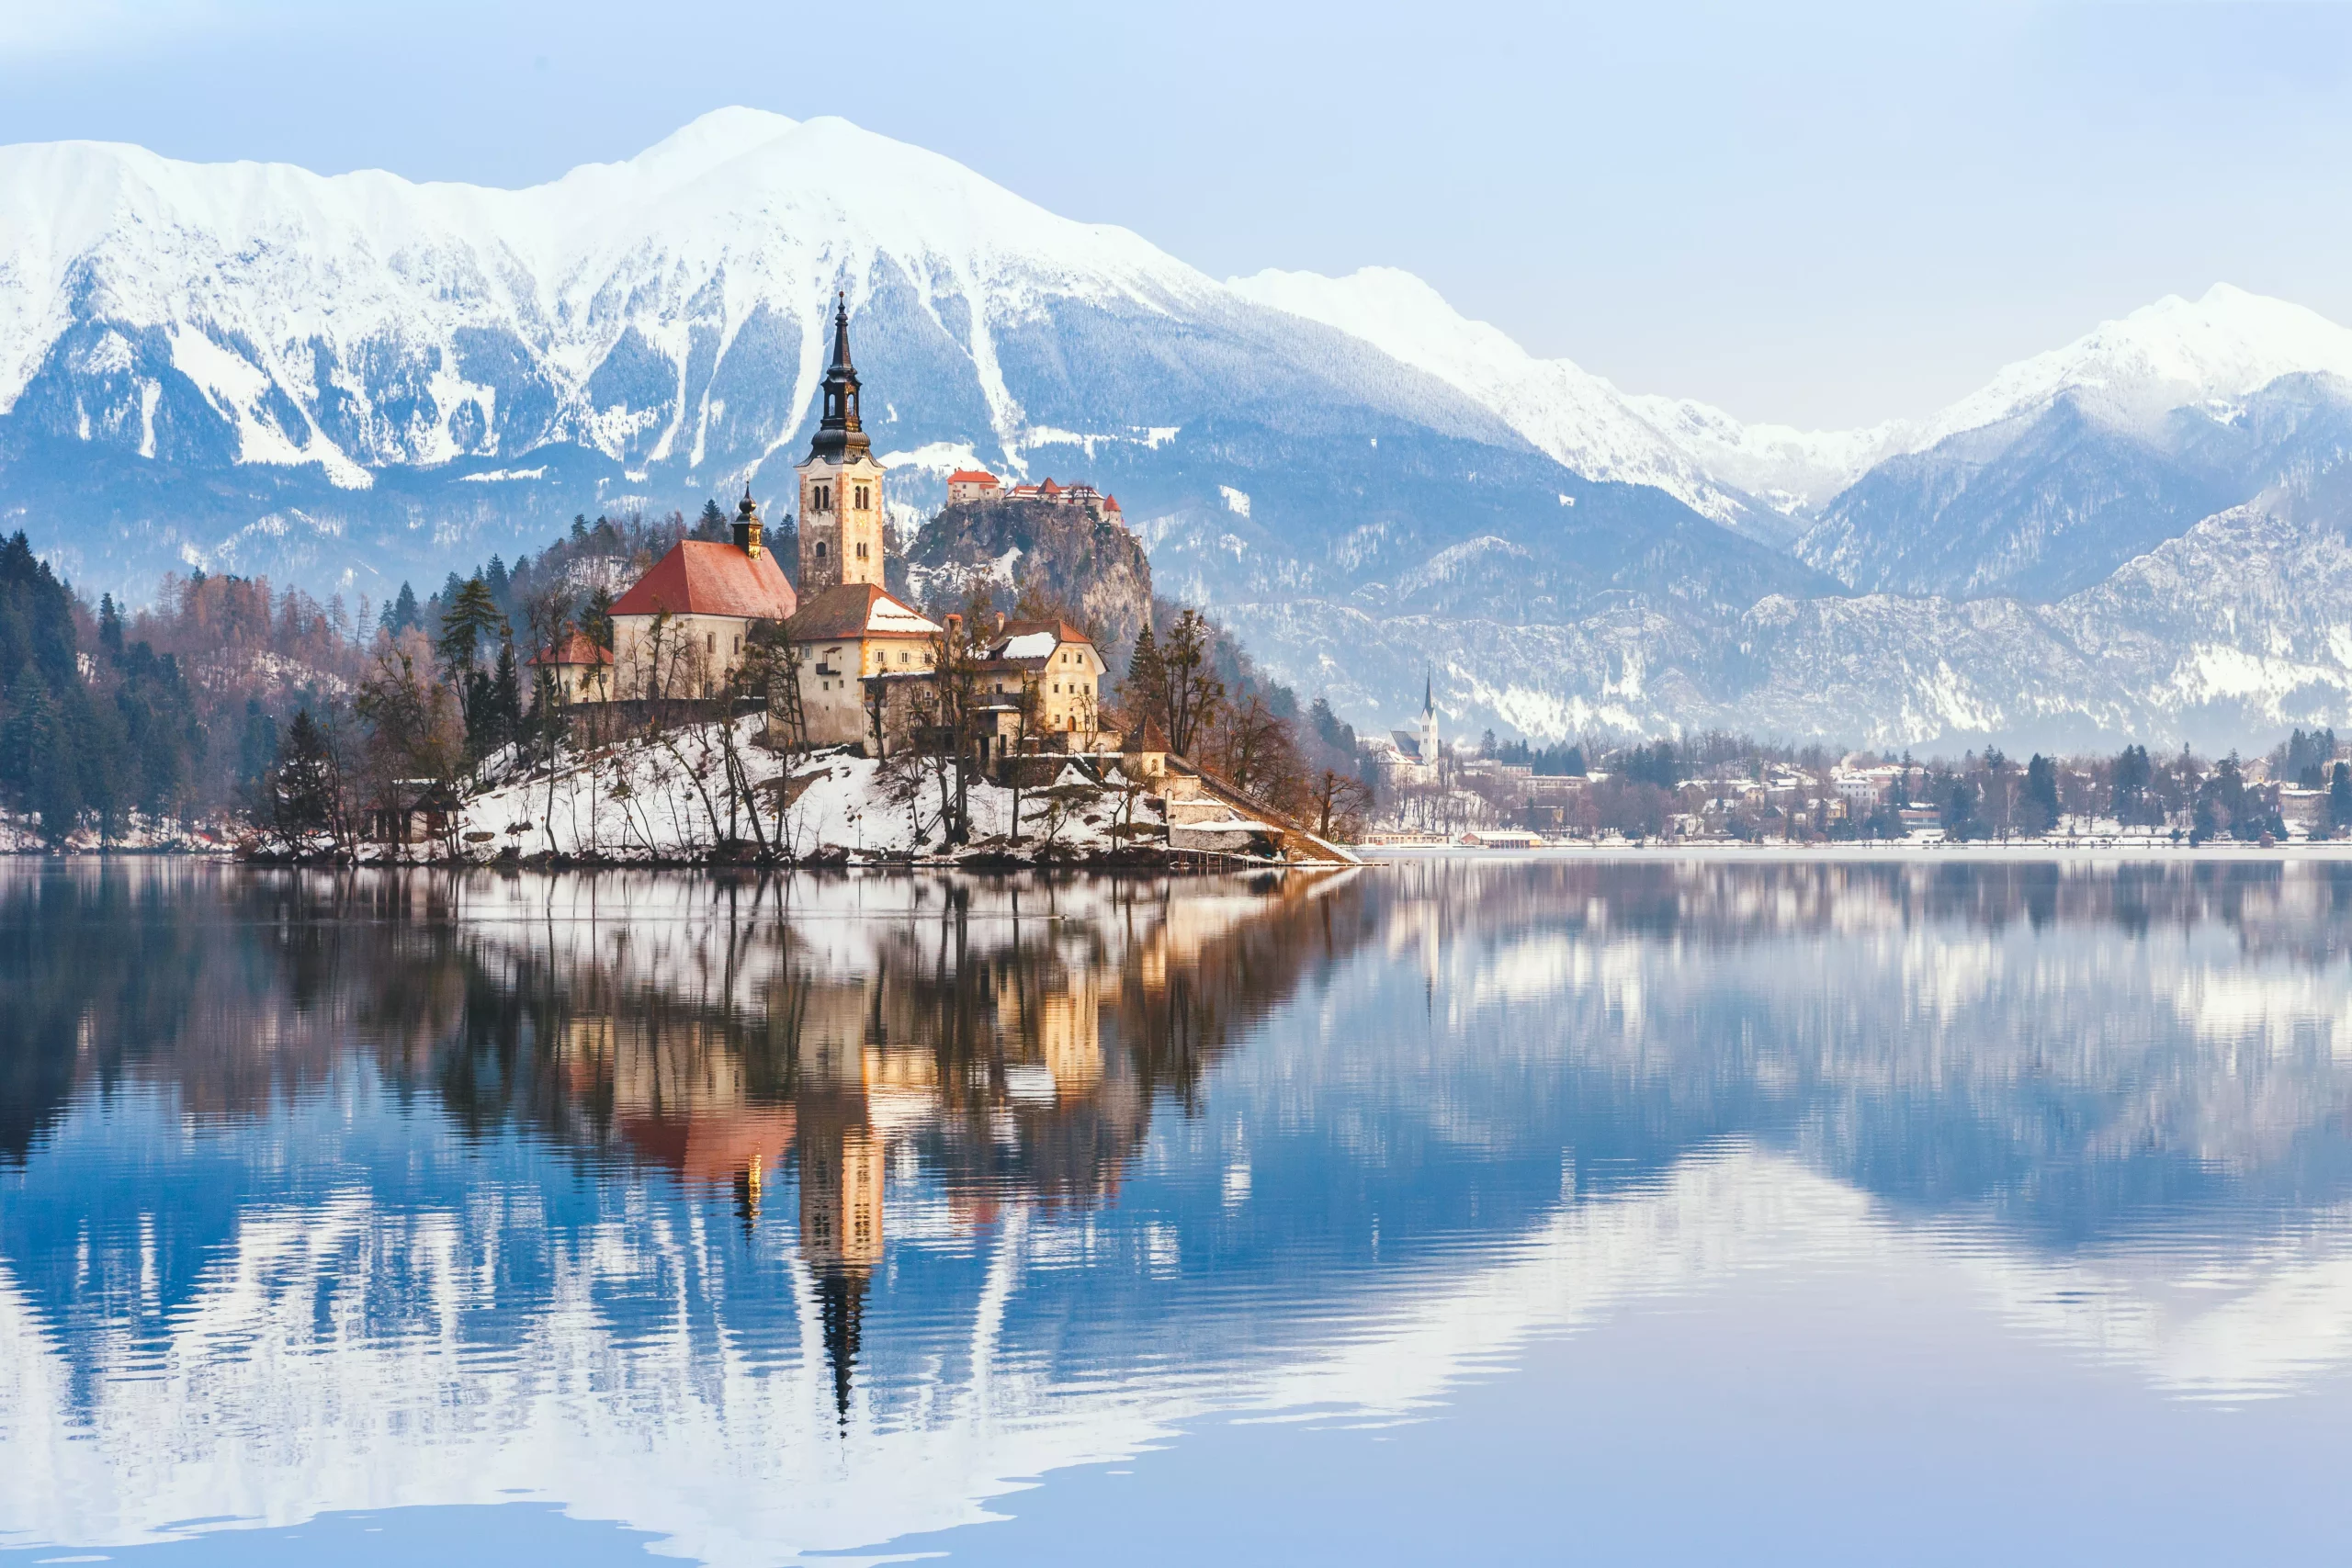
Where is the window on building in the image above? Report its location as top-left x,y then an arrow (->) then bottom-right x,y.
707,632 -> 716,654
816,540 -> 828,558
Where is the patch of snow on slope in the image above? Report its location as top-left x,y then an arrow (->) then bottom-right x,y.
881,441 -> 985,477
1228,265 -> 1759,531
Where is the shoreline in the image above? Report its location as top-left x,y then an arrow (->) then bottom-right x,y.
14,838 -> 2352,865
1361,839 -> 2352,862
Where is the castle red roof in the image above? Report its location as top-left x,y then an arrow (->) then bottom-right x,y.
947,468 -> 1000,484
611,540 -> 797,622
1102,494 -> 1121,512
526,631 -> 612,668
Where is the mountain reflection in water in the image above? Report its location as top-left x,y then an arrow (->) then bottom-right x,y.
6,857 -> 2352,1564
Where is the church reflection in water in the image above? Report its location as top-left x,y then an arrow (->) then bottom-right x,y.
526,874 -> 1358,1418
0,865 -> 1368,1426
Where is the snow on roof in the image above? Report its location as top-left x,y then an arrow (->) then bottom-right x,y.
784,583 -> 942,640
868,596 -> 943,635
999,631 -> 1057,660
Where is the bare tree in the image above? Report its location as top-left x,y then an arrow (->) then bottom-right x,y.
1308,768 -> 1374,841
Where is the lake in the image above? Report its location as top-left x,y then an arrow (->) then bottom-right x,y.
4,856 -> 2350,1565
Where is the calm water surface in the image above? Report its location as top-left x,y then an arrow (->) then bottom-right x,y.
4,857 -> 2352,1564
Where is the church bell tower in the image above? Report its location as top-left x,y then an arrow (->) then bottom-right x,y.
797,293 -> 888,593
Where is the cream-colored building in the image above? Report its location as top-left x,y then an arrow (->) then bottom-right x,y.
977,619 -> 1108,745
606,492 -> 798,699
774,583 -> 945,749
797,293 -> 889,596
946,468 -> 1002,505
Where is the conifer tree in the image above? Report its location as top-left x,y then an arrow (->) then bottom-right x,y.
1122,621 -> 1162,729
273,709 -> 339,837
2023,753 -> 2060,834
382,581 -> 423,637
582,585 -> 617,651
490,638 -> 523,755
435,576 -> 503,732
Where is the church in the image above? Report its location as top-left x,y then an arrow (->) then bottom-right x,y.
580,289 -> 1112,757
1383,671 -> 1444,785
772,295 -> 950,746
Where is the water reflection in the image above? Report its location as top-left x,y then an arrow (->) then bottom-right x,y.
6,857 -> 2352,1562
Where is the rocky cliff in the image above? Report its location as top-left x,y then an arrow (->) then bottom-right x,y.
904,499 -> 1154,663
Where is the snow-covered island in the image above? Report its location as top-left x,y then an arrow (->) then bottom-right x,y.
242,716 -> 1359,870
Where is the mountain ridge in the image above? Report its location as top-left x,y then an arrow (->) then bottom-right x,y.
10,109 -> 2352,750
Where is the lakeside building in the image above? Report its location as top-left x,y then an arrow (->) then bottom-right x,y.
775,302 -> 947,746
976,618 -> 1107,743
1382,671 -> 1445,787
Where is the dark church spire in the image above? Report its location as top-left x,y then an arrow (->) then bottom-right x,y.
817,1268 -> 868,1432
808,290 -> 870,464
1424,666 -> 1432,715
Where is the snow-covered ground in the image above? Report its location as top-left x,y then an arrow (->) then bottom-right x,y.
0,811 -> 239,854
435,718 -> 1170,865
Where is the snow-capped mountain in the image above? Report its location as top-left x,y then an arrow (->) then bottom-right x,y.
12,109 -> 2352,749
1227,266 -> 1789,540
1913,284 -> 2352,446
0,108 -> 1806,620
1786,288 -> 2352,602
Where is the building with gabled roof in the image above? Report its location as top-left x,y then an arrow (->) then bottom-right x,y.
775,583 -> 945,749
946,469 -> 1001,504
607,491 -> 797,699
526,630 -> 615,703
977,618 -> 1107,742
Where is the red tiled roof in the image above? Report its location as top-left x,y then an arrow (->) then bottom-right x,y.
527,631 -> 612,667
1037,478 -> 1061,495
611,540 -> 798,622
1102,494 -> 1121,511
947,468 -> 1000,484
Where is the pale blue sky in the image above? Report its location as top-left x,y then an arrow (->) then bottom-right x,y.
1,1 -> 2345,426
